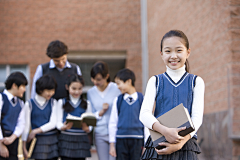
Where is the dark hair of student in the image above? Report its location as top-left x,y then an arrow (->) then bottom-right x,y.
5,72 -> 28,90
46,40 -> 68,58
35,74 -> 57,95
63,74 -> 87,113
90,61 -> 110,82
160,30 -> 190,72
115,68 -> 135,87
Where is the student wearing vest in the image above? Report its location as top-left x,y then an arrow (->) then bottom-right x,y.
22,75 -> 58,160
0,72 -> 28,160
108,68 -> 148,160
31,40 -> 82,100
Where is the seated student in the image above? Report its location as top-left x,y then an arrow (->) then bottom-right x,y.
31,40 -> 82,100
108,68 -> 148,160
0,72 -> 28,160
22,75 -> 58,160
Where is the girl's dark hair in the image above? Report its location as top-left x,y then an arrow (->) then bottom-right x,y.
90,61 -> 110,82
46,40 -> 68,58
36,74 -> 57,95
160,30 -> 190,72
63,74 -> 87,112
115,68 -> 135,87
5,72 -> 28,90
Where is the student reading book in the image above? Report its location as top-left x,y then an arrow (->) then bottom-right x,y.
139,30 -> 205,160
56,74 -> 92,160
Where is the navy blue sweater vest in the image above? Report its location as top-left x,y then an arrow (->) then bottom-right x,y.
155,72 -> 197,138
62,98 -> 86,132
1,93 -> 22,133
42,62 -> 78,100
116,93 -> 144,139
29,98 -> 53,130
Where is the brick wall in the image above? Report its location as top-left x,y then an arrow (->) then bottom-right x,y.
0,0 -> 142,91
147,0 -> 240,159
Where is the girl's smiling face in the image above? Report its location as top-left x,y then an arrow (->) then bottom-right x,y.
67,81 -> 83,98
160,36 -> 190,70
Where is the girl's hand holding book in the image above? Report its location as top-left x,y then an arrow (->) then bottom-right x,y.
155,134 -> 191,155
81,122 -> 90,133
162,127 -> 186,144
22,141 -> 28,159
61,121 -> 73,131
27,128 -> 42,142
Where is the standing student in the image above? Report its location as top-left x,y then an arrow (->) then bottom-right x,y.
87,61 -> 121,160
0,72 -> 28,160
108,68 -> 148,160
22,75 -> 58,160
31,40 -> 82,100
139,30 -> 205,160
56,74 -> 92,160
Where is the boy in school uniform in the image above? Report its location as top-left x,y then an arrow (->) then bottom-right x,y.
31,40 -> 82,100
0,72 -> 28,160
109,68 -> 148,160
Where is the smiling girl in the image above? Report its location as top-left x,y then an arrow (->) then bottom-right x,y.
140,30 -> 205,160
56,74 -> 92,160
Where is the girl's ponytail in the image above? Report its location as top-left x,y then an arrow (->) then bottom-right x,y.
185,59 -> 190,73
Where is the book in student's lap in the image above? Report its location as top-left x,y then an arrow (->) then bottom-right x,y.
149,103 -> 195,149
66,112 -> 97,128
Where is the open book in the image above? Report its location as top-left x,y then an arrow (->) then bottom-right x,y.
149,103 -> 195,149
66,112 -> 97,128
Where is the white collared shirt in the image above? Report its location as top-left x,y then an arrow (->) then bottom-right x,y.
31,59 -> 82,98
22,94 -> 58,141
0,90 -> 25,140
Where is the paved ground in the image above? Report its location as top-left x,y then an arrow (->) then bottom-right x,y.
86,149 -> 98,160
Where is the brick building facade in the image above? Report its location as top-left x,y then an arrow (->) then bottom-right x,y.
0,0 -> 240,159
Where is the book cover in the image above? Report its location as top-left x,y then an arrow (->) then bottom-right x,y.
149,103 -> 195,149
66,112 -> 97,128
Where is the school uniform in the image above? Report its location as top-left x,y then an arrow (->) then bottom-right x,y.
56,95 -> 92,159
0,90 -> 25,160
22,94 -> 58,160
109,92 -> 149,160
31,59 -> 82,100
139,65 -> 205,160
87,82 -> 121,160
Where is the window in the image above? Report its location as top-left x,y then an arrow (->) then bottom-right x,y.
0,65 -> 30,101
68,51 -> 126,93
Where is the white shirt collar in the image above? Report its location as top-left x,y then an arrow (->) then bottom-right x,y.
123,92 -> 138,101
166,65 -> 186,83
69,94 -> 80,105
49,59 -> 72,69
35,94 -> 47,106
3,89 -> 15,101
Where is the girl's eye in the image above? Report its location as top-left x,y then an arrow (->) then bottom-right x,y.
177,50 -> 182,52
165,50 -> 170,53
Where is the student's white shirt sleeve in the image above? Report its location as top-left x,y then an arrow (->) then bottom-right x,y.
12,100 -> 25,137
108,97 -> 118,143
31,65 -> 43,99
190,77 -> 205,137
76,65 -> 82,76
139,76 -> 158,129
0,94 -> 3,140
40,99 -> 58,132
56,99 -> 64,130
86,101 -> 93,131
22,101 -> 31,141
